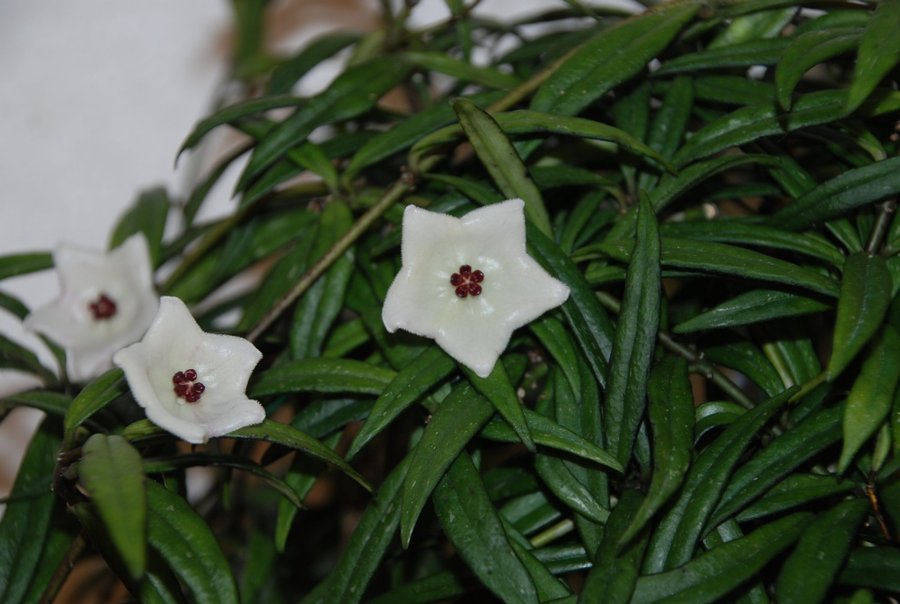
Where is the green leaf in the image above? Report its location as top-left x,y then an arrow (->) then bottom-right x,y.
433,452 -> 540,604
465,362 -> 535,452
237,56 -> 412,190
619,356 -> 694,548
674,289 -> 830,334
769,157 -> 900,231
531,2 -> 699,116
230,419 -> 370,492
598,237 -> 840,298
348,346 -> 455,459
0,390 -> 71,419
660,221 -> 845,267
109,187 -> 169,267
527,223 -> 614,388
290,200 -> 354,359
775,499 -> 869,604
267,33 -> 360,95
146,481 -> 238,604
704,341 -> 784,397
827,253 -> 893,380
400,383 -> 494,547
656,37 -> 789,75
0,335 -> 58,385
402,51 -> 521,89
79,434 -> 146,579
839,547 -> 900,594
847,0 -> 900,112
709,404 -> 843,527
580,490 -> 648,604
64,368 -> 126,440
633,513 -> 812,604
605,195 -> 660,465
0,252 -> 53,281
776,27 -> 862,109
838,326 -> 900,472
452,98 -> 551,236
645,387 -> 795,572
534,453 -> 610,523
302,456 -> 410,604
251,358 -> 395,397
237,240 -> 313,330
0,420 -> 59,604
737,474 -> 856,522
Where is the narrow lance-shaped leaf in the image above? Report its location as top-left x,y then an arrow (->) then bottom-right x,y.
531,2 -> 699,116
79,434 -> 147,580
619,356 -> 693,548
433,452 -> 540,604
633,513 -> 813,604
452,98 -> 552,236
0,420 -> 59,604
644,387 -> 796,573
64,368 -> 126,441
674,289 -> 830,334
847,0 -> 900,112
775,499 -> 869,604
776,27 -> 862,110
465,363 -> 535,452
0,252 -> 53,281
838,325 -> 900,473
827,252 -> 892,380
109,187 -> 169,267
250,358 -> 395,397
605,194 -> 660,465
400,383 -> 495,548
146,481 -> 238,604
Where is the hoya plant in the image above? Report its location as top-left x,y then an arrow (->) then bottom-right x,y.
2,0 -> 900,602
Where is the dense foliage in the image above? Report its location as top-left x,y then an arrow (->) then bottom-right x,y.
2,0 -> 900,602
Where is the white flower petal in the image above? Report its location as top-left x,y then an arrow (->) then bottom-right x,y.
24,233 -> 158,382
113,296 -> 265,444
382,199 -> 569,377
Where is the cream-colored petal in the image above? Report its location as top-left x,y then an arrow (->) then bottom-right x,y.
195,397 -> 266,438
460,198 -> 526,257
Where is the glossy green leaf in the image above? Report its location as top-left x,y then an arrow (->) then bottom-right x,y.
0,390 -> 71,420
737,474 -> 856,522
838,325 -> 900,472
534,453 -> 610,524
838,547 -> 900,594
109,187 -> 169,267
237,239 -> 313,330
433,452 -> 539,604
230,419 -> 370,491
599,237 -> 840,298
0,420 -> 59,604
531,2 -> 699,116
847,0 -> 900,112
619,356 -> 694,548
775,499 -> 868,604
776,27 -> 861,109
827,252 -> 893,380
465,362 -> 535,451
146,481 -> 238,604
79,434 -> 146,579
63,368 -> 126,439
645,387 -> 794,572
251,358 -> 394,397
403,51 -> 521,89
267,33 -> 360,95
633,513 -> 812,604
400,383 -> 494,547
674,289 -> 830,334
302,457 -> 411,604
452,98 -> 551,235
0,335 -> 57,385
656,37 -> 788,75
660,221 -> 845,267
580,490 -> 647,604
527,223 -> 614,388
237,56 -> 412,190
709,404 -> 843,527
769,156 -> 900,231
704,341 -> 784,397
0,253 -> 53,281
605,195 -> 660,465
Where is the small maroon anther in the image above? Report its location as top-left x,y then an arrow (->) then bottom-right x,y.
449,264 -> 485,298
88,293 -> 117,320
172,368 -> 205,403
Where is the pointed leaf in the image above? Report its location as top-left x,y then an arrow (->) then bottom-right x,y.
847,0 -> 900,112
251,358 -> 395,397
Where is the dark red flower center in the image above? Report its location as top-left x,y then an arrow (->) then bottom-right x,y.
88,293 -> 117,320
449,264 -> 485,298
172,368 -> 206,403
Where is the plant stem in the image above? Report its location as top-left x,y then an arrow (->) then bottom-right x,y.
865,199 -> 896,255
530,518 -> 575,548
39,532 -> 87,604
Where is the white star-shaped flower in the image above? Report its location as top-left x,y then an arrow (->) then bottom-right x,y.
382,199 -> 570,377
113,296 -> 265,444
25,234 -> 159,382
